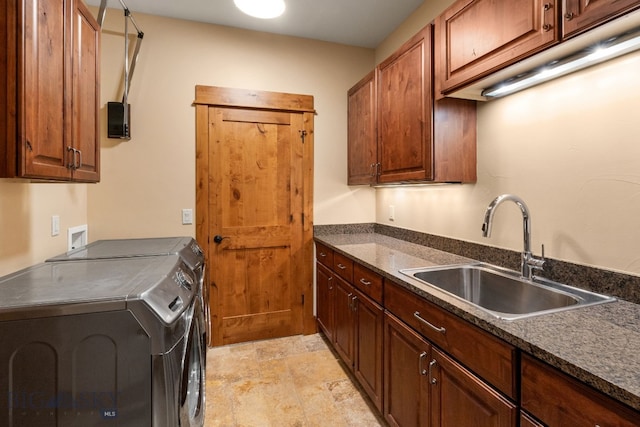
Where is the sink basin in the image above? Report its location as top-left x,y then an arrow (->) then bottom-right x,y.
399,263 -> 616,320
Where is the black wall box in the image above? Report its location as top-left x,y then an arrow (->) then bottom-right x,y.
107,102 -> 131,139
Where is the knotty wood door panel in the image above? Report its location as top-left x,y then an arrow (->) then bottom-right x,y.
195,86 -> 315,347
209,107 -> 303,345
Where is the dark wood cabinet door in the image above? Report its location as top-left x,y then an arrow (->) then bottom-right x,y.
563,0 -> 640,38
435,0 -> 559,95
521,354 -> 640,426
70,0 -> 100,182
21,0 -> 73,180
316,262 -> 335,341
347,70 -> 377,185
333,275 -> 354,368
430,347 -> 517,427
384,312 -> 430,427
377,25 -> 433,183
353,288 -> 384,411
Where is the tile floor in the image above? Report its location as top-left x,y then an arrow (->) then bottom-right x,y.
204,334 -> 387,426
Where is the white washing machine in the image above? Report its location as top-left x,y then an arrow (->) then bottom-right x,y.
0,254 -> 205,427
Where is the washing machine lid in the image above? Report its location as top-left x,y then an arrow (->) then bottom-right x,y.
46,236 -> 194,260
0,255 -> 193,324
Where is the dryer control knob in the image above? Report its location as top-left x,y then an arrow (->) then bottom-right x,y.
175,270 -> 194,291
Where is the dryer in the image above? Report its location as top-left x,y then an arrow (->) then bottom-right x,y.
46,237 -> 209,346
0,254 -> 205,427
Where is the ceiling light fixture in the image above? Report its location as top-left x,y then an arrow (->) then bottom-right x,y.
482,26 -> 640,98
234,0 -> 285,19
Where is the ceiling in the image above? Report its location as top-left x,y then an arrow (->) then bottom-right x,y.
85,0 -> 425,48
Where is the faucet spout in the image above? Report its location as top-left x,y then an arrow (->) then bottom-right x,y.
481,194 -> 543,279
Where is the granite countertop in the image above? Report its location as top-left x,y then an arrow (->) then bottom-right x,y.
315,232 -> 640,412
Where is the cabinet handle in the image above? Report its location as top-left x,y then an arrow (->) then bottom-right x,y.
414,311 -> 446,334
337,263 -> 347,270
319,252 -> 327,258
359,278 -> 371,286
564,12 -> 575,21
351,295 -> 358,311
542,3 -> 553,32
419,351 -> 428,375
428,359 -> 438,385
66,147 -> 76,170
347,292 -> 353,309
76,149 -> 82,169
328,276 -> 333,290
370,163 -> 377,177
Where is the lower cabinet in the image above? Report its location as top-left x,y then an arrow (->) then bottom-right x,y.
521,354 -> 640,426
384,312 -> 516,427
316,262 -> 335,342
315,243 -> 639,427
384,312 -> 431,427
316,259 -> 384,411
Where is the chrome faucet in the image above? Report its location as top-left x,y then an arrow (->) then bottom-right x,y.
481,194 -> 545,279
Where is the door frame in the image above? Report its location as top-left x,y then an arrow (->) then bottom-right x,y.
194,85 -> 316,346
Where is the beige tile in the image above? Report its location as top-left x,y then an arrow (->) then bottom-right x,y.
204,334 -> 387,427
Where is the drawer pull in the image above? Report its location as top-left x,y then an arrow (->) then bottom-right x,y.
337,263 -> 347,270
319,252 -> 327,257
359,278 -> 372,286
414,311 -> 446,334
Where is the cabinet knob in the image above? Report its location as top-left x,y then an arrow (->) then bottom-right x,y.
564,12 -> 575,20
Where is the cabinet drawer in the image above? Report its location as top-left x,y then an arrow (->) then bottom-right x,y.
315,243 -> 334,267
333,252 -> 354,283
521,354 -> 640,426
353,263 -> 383,304
385,280 -> 517,399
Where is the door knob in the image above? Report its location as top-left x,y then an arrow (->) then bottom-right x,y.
213,235 -> 228,244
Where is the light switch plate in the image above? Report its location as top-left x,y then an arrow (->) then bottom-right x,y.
182,209 -> 193,225
51,215 -> 60,236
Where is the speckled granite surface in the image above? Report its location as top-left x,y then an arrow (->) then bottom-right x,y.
314,227 -> 640,412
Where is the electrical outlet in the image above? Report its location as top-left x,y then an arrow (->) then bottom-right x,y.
182,209 -> 193,225
51,215 -> 60,236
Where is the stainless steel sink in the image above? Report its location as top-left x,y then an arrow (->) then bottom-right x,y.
399,263 -> 616,320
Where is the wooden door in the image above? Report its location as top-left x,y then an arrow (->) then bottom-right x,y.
71,0 -> 100,182
333,275 -> 355,368
347,70 -> 377,185
195,86 -> 315,347
377,24 -> 433,183
384,312 -> 431,427
430,347 -> 517,427
21,0 -> 72,179
435,0 -> 558,95
563,0 -> 640,38
353,287 -> 384,411
316,262 -> 335,341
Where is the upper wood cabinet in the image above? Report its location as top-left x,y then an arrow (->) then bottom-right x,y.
347,24 -> 477,185
563,0 -> 640,38
435,0 -> 559,96
377,25 -> 433,183
435,0 -> 640,97
0,0 -> 100,182
347,71 -> 377,185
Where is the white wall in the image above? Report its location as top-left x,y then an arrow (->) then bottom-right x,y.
376,50 -> 640,275
0,182 -> 87,276
88,9 -> 377,240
